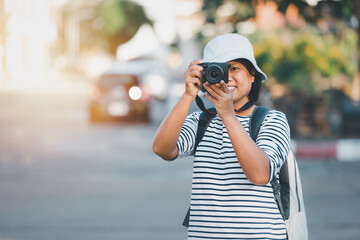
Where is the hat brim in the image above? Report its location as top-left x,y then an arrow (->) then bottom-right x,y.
204,50 -> 267,82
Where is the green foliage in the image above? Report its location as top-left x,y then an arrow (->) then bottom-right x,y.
101,1 -> 127,35
251,29 -> 357,94
202,0 -> 255,23
276,0 -> 356,23
67,0 -> 153,55
202,0 -> 224,23
99,0 -> 153,54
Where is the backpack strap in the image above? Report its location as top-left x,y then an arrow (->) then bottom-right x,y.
249,107 -> 286,220
182,207 -> 191,227
271,177 -> 286,220
277,160 -> 290,220
249,107 -> 288,220
183,108 -> 216,227
194,108 -> 217,153
249,106 -> 270,141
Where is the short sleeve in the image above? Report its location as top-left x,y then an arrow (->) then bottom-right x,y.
256,110 -> 291,183
176,110 -> 201,158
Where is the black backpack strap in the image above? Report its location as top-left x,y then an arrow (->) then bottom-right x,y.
249,106 -> 270,142
278,160 -> 290,220
183,108 -> 216,227
249,107 -> 287,220
194,108 -> 217,153
182,207 -> 191,227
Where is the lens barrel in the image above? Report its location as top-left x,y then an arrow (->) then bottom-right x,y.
199,62 -> 230,87
205,64 -> 224,84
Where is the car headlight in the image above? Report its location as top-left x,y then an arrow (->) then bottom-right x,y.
129,86 -> 142,100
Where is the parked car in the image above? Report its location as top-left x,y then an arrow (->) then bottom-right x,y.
341,96 -> 360,137
89,60 -> 168,122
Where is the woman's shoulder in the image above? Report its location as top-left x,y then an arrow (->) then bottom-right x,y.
266,109 -> 287,117
249,107 -> 287,121
266,109 -> 287,119
263,108 -> 289,128
184,110 -> 202,123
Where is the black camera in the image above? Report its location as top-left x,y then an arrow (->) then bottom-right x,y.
199,62 -> 230,84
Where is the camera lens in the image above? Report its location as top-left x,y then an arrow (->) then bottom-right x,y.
205,65 -> 223,84
209,70 -> 219,79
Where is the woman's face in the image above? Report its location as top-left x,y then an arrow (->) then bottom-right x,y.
227,61 -> 254,109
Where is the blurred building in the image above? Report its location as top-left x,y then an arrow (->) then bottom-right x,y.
0,0 -> 67,87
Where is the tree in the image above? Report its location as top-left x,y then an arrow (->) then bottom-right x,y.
63,0 -> 153,55
197,0 -> 255,42
200,0 -> 360,100
97,0 -> 153,54
275,0 -> 360,100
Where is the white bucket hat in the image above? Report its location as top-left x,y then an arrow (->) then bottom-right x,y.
203,33 -> 267,82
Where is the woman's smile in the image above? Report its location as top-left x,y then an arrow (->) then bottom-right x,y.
227,85 -> 236,92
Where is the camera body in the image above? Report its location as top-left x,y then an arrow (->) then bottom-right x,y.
199,62 -> 231,84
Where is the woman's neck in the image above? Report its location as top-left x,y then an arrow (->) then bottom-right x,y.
234,99 -> 256,116
236,104 -> 256,116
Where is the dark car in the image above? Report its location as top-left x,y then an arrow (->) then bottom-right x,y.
341,97 -> 360,137
89,61 -> 160,122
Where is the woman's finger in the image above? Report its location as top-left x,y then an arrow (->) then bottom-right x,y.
203,83 -> 220,99
204,92 -> 216,103
189,69 -> 203,79
220,80 -> 230,94
188,59 -> 204,69
207,82 -> 227,98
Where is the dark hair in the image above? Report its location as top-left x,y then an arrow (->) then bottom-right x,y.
234,58 -> 262,102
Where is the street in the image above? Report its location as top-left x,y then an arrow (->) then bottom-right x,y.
0,88 -> 359,240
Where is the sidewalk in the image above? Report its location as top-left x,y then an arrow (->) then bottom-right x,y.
292,138 -> 360,161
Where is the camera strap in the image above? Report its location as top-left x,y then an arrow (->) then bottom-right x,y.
195,95 -> 254,114
234,101 -> 254,113
195,95 -> 216,114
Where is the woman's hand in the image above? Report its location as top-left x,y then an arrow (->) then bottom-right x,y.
184,60 -> 204,98
203,80 -> 236,120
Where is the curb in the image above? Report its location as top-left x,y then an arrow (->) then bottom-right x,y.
292,139 -> 360,161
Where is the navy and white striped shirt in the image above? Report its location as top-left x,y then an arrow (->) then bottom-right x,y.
176,109 -> 291,240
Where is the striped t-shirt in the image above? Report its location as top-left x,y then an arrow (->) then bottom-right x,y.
176,109 -> 291,240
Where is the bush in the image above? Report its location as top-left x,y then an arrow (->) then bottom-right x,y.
251,28 -> 357,95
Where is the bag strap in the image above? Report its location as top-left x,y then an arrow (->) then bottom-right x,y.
249,107 -> 286,219
194,107 -> 217,152
182,207 -> 191,227
249,107 -> 287,220
249,106 -> 269,141
183,108 -> 216,227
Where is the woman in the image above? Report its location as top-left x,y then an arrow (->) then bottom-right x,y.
153,33 -> 290,239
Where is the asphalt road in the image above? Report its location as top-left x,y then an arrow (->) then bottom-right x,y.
0,89 -> 359,240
